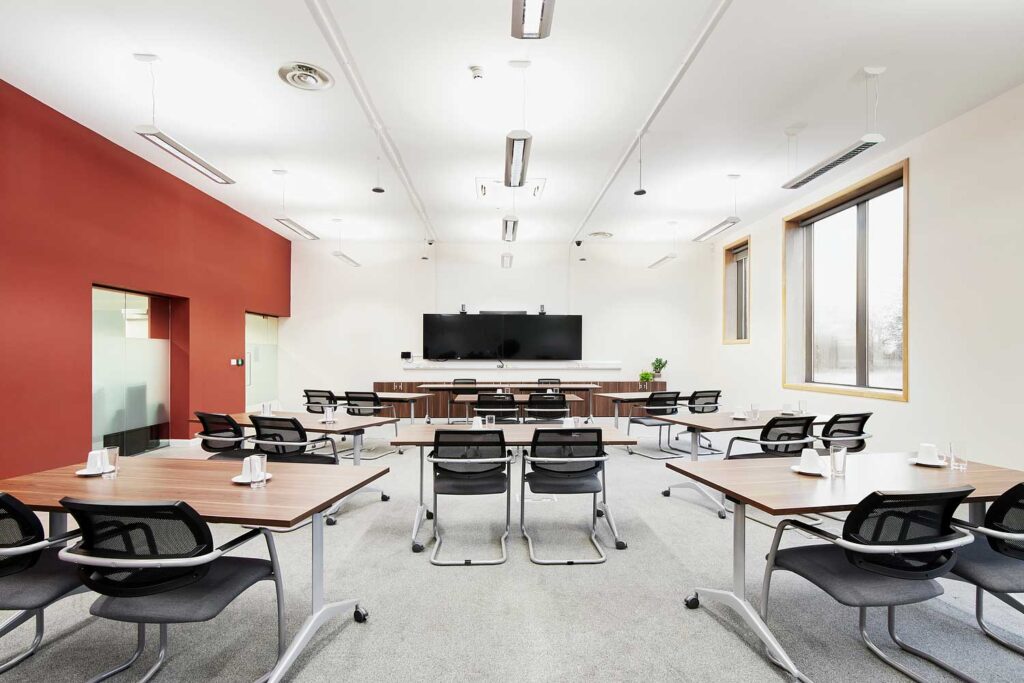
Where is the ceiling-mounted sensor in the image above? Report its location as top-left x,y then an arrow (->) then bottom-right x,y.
279,62 -> 334,91
469,65 -> 484,80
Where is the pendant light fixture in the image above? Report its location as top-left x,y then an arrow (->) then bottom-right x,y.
329,218 -> 359,266
503,188 -> 519,242
694,174 -> 741,242
511,0 -> 555,39
505,61 -> 532,187
273,170 -> 318,240
633,133 -> 647,196
371,127 -> 385,193
133,54 -> 235,184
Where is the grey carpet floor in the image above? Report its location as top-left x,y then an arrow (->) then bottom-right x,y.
2,421 -> 1022,682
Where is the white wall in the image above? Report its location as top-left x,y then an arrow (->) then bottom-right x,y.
278,239 -> 714,409
704,83 -> 1024,469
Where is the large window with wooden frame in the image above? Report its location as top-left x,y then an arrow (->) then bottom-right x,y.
723,237 -> 750,343
783,160 -> 908,401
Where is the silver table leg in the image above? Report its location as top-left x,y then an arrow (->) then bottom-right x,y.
687,502 -> 809,681
408,401 -> 416,425
411,446 -> 430,553
585,389 -> 594,423
613,402 -> 619,429
662,430 -> 727,518
268,512 -> 363,683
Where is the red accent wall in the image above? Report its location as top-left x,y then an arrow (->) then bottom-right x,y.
0,80 -> 291,478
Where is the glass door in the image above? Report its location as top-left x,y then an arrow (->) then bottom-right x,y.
92,287 -> 170,454
245,313 -> 279,409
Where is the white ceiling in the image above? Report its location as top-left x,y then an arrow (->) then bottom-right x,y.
2,0 -> 1023,246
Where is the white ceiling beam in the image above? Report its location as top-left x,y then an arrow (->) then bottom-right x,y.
569,0 -> 734,242
304,0 -> 438,241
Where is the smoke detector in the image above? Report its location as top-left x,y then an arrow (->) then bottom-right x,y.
469,65 -> 484,80
278,62 -> 334,91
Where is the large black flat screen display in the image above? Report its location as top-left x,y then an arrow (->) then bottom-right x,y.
422,314 -> 582,360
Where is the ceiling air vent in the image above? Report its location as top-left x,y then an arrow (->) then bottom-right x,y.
278,62 -> 334,91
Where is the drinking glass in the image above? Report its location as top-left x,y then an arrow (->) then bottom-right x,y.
829,445 -> 848,478
573,416 -> 582,428
102,446 -> 119,480
747,403 -> 760,420
250,454 -> 268,489
485,415 -> 496,427
323,406 -> 335,423
797,400 -> 808,415
948,441 -> 968,471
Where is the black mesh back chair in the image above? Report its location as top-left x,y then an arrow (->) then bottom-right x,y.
816,412 -> 873,453
950,482 -> 1024,655
474,393 -> 520,424
0,493 -> 82,674
725,416 -> 816,459
303,389 -> 340,414
447,379 -> 478,424
521,429 -> 625,564
194,412 -> 251,461
426,430 -> 513,566
58,498 -> 284,681
626,391 -> 683,459
249,416 -> 338,464
671,390 -> 723,455
523,393 -> 569,423
343,391 -> 400,459
761,487 -> 975,681
537,378 -> 562,392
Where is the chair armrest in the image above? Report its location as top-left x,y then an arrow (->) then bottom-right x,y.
426,455 -> 514,464
471,407 -> 519,412
195,432 -> 248,443
216,528 -> 263,555
248,437 -> 325,447
58,528 -> 263,569
0,530 -> 83,557
953,519 -> 1024,541
785,519 -> 974,554
524,455 -> 609,463
814,432 -> 873,441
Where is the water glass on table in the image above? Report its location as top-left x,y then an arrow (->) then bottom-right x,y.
829,445 -> 847,478
747,403 -> 760,420
485,414 -> 496,427
250,454 -> 268,489
102,446 -> 119,480
948,441 -> 968,471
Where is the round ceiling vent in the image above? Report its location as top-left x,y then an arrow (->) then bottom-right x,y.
588,231 -> 613,239
278,62 -> 334,91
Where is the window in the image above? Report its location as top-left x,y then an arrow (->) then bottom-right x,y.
783,160 -> 908,400
723,237 -> 750,343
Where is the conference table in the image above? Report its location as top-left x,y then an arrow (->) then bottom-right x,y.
391,423 -> 637,553
652,410 -> 830,517
666,453 -> 1021,681
335,391 -> 432,424
0,457 -> 389,683
453,392 -> 583,421
229,411 -> 399,465
417,383 -> 602,422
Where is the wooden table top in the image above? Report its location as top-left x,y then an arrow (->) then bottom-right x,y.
417,383 -> 601,390
0,458 -> 389,528
596,391 -> 685,402
391,423 -> 637,446
230,411 -> 398,434
340,392 -> 432,401
453,393 -> 583,404
668,453 -> 1023,516
651,410 -> 829,432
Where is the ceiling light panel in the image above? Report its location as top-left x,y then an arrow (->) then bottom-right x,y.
512,0 -> 555,39
502,215 -> 519,242
504,130 -> 532,187
135,126 -> 234,185
275,218 -> 318,240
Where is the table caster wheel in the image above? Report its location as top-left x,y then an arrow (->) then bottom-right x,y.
615,540 -> 627,550
717,510 -> 727,519
354,606 -> 369,623
685,594 -> 700,610
381,493 -> 390,502
661,489 -> 671,497
326,517 -> 338,526
398,448 -> 404,454
596,509 -> 604,517
426,510 -> 434,520
412,542 -> 424,553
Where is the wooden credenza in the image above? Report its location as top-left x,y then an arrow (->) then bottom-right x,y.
371,380 -> 668,419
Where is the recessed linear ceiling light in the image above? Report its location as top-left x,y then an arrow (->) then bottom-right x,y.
693,217 -> 740,243
588,231 -> 613,239
501,252 -> 514,269
275,218 -> 318,241
134,126 -> 235,184
278,62 -> 334,91
505,130 -> 532,188
332,250 -> 361,267
648,253 -> 677,269
502,216 -> 519,242
511,0 -> 555,39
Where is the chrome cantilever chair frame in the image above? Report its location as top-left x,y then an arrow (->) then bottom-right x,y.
426,452 -> 514,566
520,452 -> 624,564
762,519 -> 976,683
626,402 -> 685,459
59,528 -> 285,683
339,399 -> 402,457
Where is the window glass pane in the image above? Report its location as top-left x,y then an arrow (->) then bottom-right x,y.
867,186 -> 904,389
811,206 -> 858,385
736,255 -> 748,340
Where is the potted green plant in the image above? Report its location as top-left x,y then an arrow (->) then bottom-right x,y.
651,357 -> 668,378
638,370 -> 654,390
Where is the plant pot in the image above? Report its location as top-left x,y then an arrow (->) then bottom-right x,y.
653,372 -> 662,379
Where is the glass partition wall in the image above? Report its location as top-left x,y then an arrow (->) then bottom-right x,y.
92,287 -> 170,454
245,313 -> 279,409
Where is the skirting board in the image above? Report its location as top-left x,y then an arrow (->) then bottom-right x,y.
402,360 -> 621,371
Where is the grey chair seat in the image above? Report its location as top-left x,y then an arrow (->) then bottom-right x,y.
525,470 -> 602,494
89,557 -> 273,624
774,545 -> 944,607
630,417 -> 672,427
205,448 -> 251,461
951,534 -> 1024,594
434,470 -> 508,495
0,548 -> 82,610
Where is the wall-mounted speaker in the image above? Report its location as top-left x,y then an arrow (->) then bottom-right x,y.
400,351 -> 412,360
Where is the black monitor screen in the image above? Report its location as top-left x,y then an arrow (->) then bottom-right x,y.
422,314 -> 502,360
501,315 -> 582,360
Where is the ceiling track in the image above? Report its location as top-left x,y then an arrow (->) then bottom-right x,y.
569,0 -> 734,242
304,0 -> 438,241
